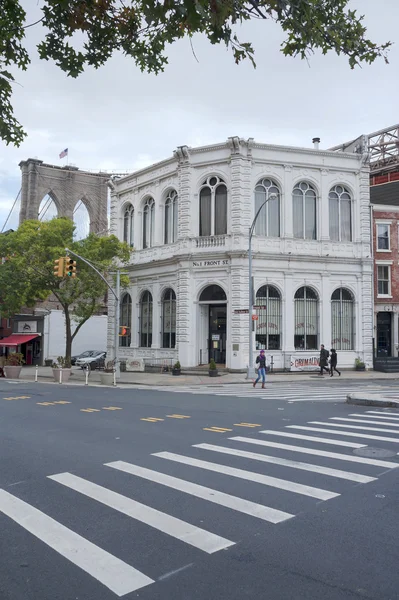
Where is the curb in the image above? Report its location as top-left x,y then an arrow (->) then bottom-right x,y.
346,393 -> 399,408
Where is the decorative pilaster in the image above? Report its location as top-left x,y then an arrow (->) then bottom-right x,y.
176,268 -> 191,366
174,146 -> 191,239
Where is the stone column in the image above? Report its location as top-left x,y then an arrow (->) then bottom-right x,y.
151,280 -> 161,348
283,273 -> 294,369
176,267 -> 191,366
321,273 -> 331,347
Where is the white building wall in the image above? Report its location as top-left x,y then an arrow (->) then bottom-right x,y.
45,310 -> 107,360
108,137 -> 373,371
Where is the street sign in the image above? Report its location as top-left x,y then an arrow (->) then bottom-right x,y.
234,309 -> 249,314
252,315 -> 258,321
254,305 -> 267,310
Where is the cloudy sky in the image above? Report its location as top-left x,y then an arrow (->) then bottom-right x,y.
1,0 -> 398,231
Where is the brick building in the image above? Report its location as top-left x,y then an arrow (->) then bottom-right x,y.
370,172 -> 399,360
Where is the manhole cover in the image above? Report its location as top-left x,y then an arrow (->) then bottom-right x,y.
353,447 -> 397,458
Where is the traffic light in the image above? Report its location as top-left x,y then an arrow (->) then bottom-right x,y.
65,258 -> 77,278
53,257 -> 65,277
119,326 -> 130,337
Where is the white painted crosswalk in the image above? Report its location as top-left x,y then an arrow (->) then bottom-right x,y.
1,407 -> 398,596
134,382 -> 399,403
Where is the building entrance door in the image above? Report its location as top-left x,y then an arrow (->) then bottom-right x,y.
377,312 -> 392,357
209,305 -> 226,365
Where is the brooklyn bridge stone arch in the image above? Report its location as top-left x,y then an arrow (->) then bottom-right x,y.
19,158 -> 109,233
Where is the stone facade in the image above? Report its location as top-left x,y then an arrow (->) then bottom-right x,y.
108,137 -> 373,371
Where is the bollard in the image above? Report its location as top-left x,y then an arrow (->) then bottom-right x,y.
59,367 -> 63,384
85,368 -> 89,386
113,368 -> 116,387
35,365 -> 38,382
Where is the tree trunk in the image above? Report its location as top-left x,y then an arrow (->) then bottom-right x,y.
64,307 -> 72,365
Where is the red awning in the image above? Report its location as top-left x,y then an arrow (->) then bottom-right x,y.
0,334 -> 39,347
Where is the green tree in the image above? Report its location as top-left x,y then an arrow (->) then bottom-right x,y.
0,218 -> 131,363
1,0 -> 391,146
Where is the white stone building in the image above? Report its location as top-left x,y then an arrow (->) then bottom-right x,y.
108,137 -> 373,371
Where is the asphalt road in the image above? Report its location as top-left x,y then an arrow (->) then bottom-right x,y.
0,379 -> 398,600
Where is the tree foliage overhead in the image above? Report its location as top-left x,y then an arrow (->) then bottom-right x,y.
0,218 -> 131,360
1,0 -> 392,146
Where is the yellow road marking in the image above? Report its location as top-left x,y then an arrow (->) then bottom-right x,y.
37,402 -> 55,406
166,414 -> 191,419
3,396 -> 31,401
81,408 -> 101,413
234,423 -> 262,428
53,401 -> 71,405
203,427 -> 233,432
141,417 -> 164,422
102,407 -> 123,411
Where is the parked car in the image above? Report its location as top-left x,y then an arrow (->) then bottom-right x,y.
76,351 -> 106,370
71,350 -> 97,366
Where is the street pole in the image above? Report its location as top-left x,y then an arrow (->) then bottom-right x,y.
114,269 -> 121,377
246,195 -> 276,380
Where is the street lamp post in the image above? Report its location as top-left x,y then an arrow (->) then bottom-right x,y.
246,195 -> 276,379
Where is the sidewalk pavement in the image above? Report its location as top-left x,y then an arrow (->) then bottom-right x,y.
10,366 -> 399,386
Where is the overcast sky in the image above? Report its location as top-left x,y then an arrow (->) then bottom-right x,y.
1,0 -> 398,231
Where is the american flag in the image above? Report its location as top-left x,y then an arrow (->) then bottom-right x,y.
59,148 -> 68,159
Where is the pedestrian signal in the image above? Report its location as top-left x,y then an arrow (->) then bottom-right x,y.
65,258 -> 77,278
53,257 -> 65,277
119,326 -> 130,336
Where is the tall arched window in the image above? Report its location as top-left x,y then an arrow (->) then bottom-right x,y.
139,291 -> 153,347
293,182 -> 317,240
162,288 -> 176,348
123,204 -> 134,247
329,185 -> 352,241
119,293 -> 132,347
331,288 -> 354,350
143,198 -> 155,248
255,285 -> 282,350
164,190 -> 178,244
294,286 -> 319,350
199,176 -> 227,236
254,178 -> 280,237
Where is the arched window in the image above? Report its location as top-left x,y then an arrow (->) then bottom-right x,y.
119,293 -> 132,347
143,198 -> 155,248
293,182 -> 317,240
164,190 -> 178,244
255,285 -> 282,350
199,285 -> 227,302
199,176 -> 227,237
331,288 -> 354,350
162,288 -> 176,348
254,178 -> 280,237
139,291 -> 153,347
329,185 -> 352,241
294,286 -> 319,350
123,204 -> 134,247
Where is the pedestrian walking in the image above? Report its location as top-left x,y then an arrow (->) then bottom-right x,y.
319,344 -> 330,376
329,348 -> 341,377
253,349 -> 267,388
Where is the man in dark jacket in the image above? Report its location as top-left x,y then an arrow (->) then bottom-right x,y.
329,348 -> 341,377
319,344 -> 330,376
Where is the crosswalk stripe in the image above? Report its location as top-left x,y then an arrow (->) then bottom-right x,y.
48,472 -> 233,554
193,443 -> 376,483
106,461 -> 293,524
153,452 -> 339,501
0,488 -> 153,597
259,430 -> 366,448
287,425 -> 399,444
309,421 -> 399,434
363,412 -> 399,420
331,417 -> 399,428
234,435 -> 399,468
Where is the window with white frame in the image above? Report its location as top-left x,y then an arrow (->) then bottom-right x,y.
293,182 -> 317,240
119,293 -> 132,347
164,190 -> 178,244
376,223 -> 390,251
162,288 -> 176,348
254,178 -> 280,237
331,288 -> 354,350
255,285 -> 282,350
329,185 -> 352,241
123,204 -> 134,247
142,198 -> 155,249
139,290 -> 153,347
294,286 -> 319,350
199,176 -> 227,237
377,265 -> 391,296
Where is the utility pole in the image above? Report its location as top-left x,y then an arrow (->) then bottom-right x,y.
246,195 -> 276,380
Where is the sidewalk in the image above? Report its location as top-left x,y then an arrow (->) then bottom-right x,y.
12,366 -> 399,386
